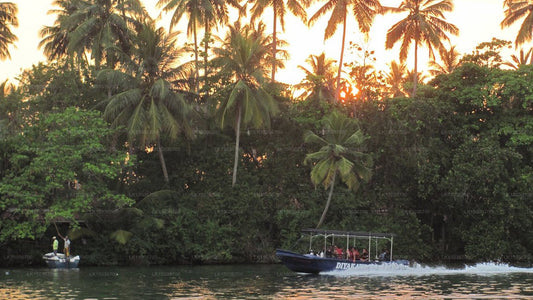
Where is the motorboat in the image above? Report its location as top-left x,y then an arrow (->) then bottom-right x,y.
276,228 -> 409,274
42,252 -> 80,268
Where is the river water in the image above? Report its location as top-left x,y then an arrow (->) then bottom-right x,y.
1,263 -> 533,299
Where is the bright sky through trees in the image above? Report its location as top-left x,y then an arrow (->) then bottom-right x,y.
0,0 -> 529,85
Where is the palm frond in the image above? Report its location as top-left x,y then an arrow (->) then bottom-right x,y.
303,130 -> 328,145
515,10 -> 533,45
103,89 -> 142,122
110,229 -> 133,245
304,111 -> 372,195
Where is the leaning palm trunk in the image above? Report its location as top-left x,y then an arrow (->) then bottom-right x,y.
232,104 -> 242,187
334,12 -> 347,103
157,137 -> 169,183
316,172 -> 336,228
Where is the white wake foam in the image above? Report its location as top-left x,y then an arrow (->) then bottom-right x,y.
324,262 -> 533,277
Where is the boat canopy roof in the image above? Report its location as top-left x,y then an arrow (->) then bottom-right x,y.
301,228 -> 395,240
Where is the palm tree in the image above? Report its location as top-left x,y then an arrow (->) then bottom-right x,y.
295,52 -> 337,102
309,0 -> 382,103
304,111 -> 372,228
100,21 -> 192,183
404,68 -> 427,97
158,0 -> 240,95
384,60 -> 408,98
385,0 -> 458,96
249,0 -> 310,82
41,0 -> 147,68
502,0 -> 533,47
157,0 -> 202,94
212,22 -> 280,187
39,0 -> 81,62
0,2 -> 18,60
503,47 -> 533,70
200,0 -> 242,97
428,44 -> 461,76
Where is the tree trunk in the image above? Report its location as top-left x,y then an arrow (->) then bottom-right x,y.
232,105 -> 242,187
193,22 -> 200,95
413,40 -> 418,96
334,12 -> 347,103
316,172 -> 336,229
204,22 -> 210,98
271,2 -> 277,83
157,137 -> 169,183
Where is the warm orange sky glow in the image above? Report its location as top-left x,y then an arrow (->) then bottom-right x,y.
0,0 -> 530,86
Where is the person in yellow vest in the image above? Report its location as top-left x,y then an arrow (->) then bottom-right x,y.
52,236 -> 59,255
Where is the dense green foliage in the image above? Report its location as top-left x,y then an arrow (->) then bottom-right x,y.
1,59 -> 532,266
0,107 -> 132,241
1,1 -> 532,266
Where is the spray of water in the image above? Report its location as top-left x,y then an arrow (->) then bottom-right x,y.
324,262 -> 533,277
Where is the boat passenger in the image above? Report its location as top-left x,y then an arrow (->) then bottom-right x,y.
353,248 -> 360,261
326,246 -> 333,258
335,246 -> 343,259
52,236 -> 58,255
384,249 -> 390,260
361,248 -> 369,261
63,236 -> 71,257
379,249 -> 390,261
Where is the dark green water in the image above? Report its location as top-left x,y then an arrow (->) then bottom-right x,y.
1,263 -> 533,299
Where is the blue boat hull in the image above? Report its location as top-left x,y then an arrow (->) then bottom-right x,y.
42,253 -> 80,268
276,249 -> 408,274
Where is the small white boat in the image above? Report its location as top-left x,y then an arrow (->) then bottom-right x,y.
42,253 -> 80,268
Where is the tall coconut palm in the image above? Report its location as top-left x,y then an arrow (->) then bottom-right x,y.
157,0 -> 240,95
200,0 -> 229,96
309,0 -> 382,103
503,47 -> 533,69
41,0 -> 147,68
428,44 -> 461,76
0,2 -> 18,60
212,22 -> 280,187
100,21 -> 192,183
384,60 -> 408,98
295,52 -> 337,102
39,0 -> 82,62
385,0 -> 458,96
502,0 -> 533,47
304,111 -> 372,228
249,0 -> 310,82
157,0 -> 202,95
203,0 -> 243,97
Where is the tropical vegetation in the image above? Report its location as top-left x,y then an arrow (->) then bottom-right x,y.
0,1 -> 17,60
384,0 -> 459,95
0,0 -> 532,267
308,0 -> 382,102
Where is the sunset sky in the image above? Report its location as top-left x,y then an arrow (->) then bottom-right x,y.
0,0 -> 529,85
